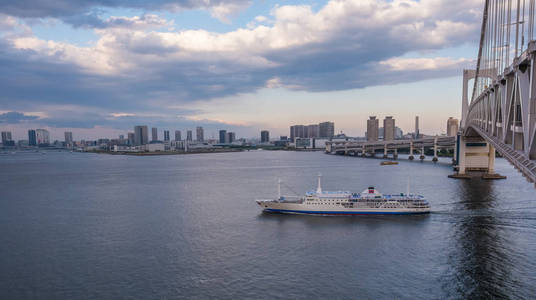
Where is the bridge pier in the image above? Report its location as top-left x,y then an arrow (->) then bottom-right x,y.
409,142 -> 414,160
419,146 -> 425,161
383,145 -> 388,158
432,136 -> 438,162
393,148 -> 398,160
450,134 -> 505,180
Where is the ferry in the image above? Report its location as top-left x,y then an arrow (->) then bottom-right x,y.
256,175 -> 430,215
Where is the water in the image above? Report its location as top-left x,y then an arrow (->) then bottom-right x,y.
0,151 -> 535,299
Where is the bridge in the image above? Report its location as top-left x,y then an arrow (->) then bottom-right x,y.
456,0 -> 536,184
326,137 -> 455,161
325,0 -> 536,186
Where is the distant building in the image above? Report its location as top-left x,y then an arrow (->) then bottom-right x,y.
227,132 -> 236,143
219,130 -> 227,144
280,136 -> 288,141
367,116 -> 379,141
383,116 -> 395,141
28,130 -> 37,146
415,116 -> 420,138
134,125 -> 149,145
319,121 -> 334,138
196,126 -> 204,142
447,117 -> 459,136
261,130 -> 270,143
306,124 -> 319,138
35,129 -> 50,146
128,132 -> 135,145
290,125 -> 305,141
395,127 -> 403,139
1,131 -> 14,146
1,131 -> 12,144
151,127 -> 158,141
64,131 -> 73,146
164,130 -> 170,141
295,137 -> 312,148
175,130 -> 181,141
143,143 -> 165,152
187,130 -> 193,141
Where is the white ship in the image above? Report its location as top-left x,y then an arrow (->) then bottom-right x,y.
256,175 -> 430,215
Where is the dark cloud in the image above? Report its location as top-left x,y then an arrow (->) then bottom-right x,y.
0,0 -> 248,18
0,111 -> 39,123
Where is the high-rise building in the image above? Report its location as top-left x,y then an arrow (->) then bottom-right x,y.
219,130 -> 227,143
128,132 -> 135,145
1,131 -> 12,145
383,116 -> 395,141
152,127 -> 158,141
319,121 -> 335,138
261,130 -> 270,143
415,116 -> 420,139
64,131 -> 73,145
187,130 -> 193,141
447,117 -> 459,136
304,124 -> 319,138
196,126 -> 204,142
36,129 -> 50,146
134,125 -> 149,145
175,130 -> 181,141
164,130 -> 170,141
28,130 -> 37,146
367,116 -> 379,141
290,125 -> 305,141
227,132 -> 235,143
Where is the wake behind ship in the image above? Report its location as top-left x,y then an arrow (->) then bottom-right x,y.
256,175 -> 430,215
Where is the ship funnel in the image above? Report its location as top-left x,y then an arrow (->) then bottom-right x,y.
316,173 -> 322,194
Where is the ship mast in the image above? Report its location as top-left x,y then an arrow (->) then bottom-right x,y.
278,178 -> 281,200
316,173 -> 322,194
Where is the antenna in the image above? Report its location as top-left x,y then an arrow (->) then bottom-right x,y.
407,177 -> 410,196
278,178 -> 281,200
317,173 -> 322,194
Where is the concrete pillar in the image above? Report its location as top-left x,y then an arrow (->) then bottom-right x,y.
458,138 -> 466,174
409,141 -> 414,160
393,148 -> 398,159
452,137 -> 457,165
488,143 -> 495,174
432,136 -> 438,162
383,145 -> 388,158
420,146 -> 425,160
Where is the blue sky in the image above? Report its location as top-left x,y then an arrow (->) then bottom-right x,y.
0,0 -> 483,140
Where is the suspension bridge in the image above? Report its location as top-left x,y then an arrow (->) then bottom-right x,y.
327,0 -> 536,186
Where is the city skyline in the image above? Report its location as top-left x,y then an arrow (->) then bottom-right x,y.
0,0 -> 481,140
1,113 -> 459,143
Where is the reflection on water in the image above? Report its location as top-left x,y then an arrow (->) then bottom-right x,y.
446,180 -> 516,298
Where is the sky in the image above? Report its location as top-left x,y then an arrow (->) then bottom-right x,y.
0,0 -> 484,141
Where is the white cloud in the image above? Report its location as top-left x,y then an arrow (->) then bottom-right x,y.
380,57 -> 473,71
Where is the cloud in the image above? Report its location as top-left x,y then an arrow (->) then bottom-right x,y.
0,111 -> 39,123
0,0 -> 483,130
0,0 -> 251,24
379,57 -> 473,71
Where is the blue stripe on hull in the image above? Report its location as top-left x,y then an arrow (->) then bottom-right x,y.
265,208 -> 429,215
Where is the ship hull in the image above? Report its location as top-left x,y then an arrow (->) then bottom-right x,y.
264,208 -> 430,215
